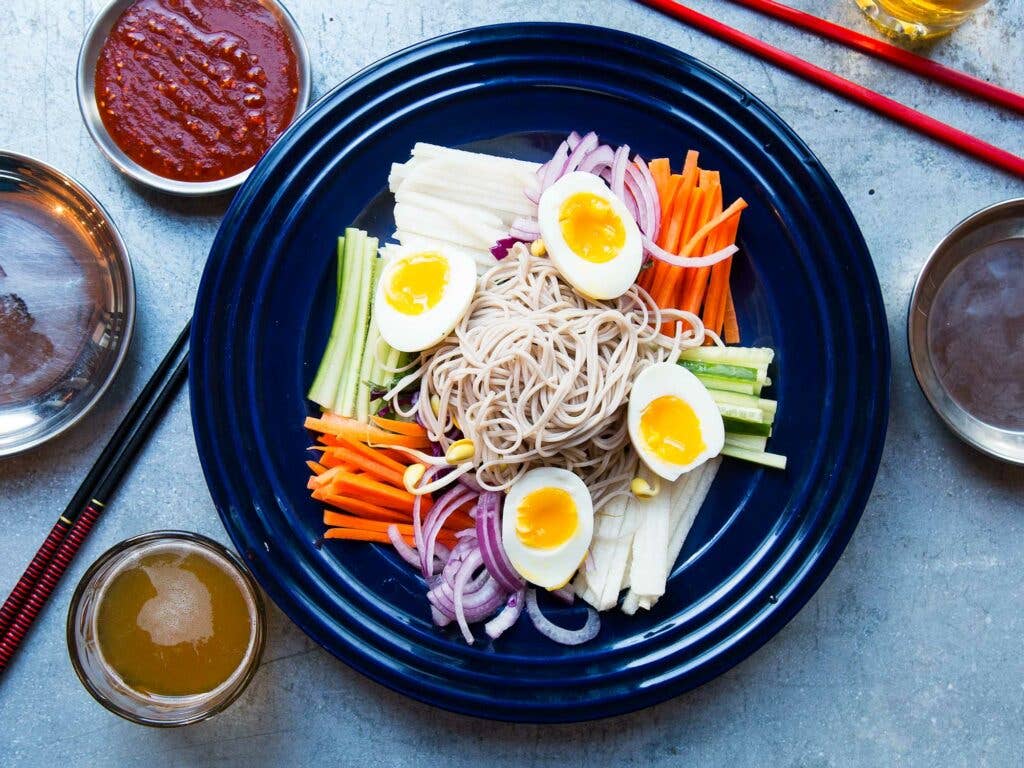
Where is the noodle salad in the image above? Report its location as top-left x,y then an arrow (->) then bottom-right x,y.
304,133 -> 786,645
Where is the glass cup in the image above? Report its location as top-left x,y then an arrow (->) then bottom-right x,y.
67,531 -> 266,727
854,0 -> 991,40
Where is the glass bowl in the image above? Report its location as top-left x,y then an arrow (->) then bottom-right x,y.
67,530 -> 266,726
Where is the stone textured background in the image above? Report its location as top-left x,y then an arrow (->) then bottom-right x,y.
0,1 -> 1021,765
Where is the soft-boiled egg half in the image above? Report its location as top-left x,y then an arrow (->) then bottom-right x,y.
537,171 -> 643,300
628,362 -> 725,481
374,246 -> 477,352
501,467 -> 594,590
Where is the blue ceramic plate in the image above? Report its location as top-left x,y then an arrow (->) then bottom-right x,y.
191,23 -> 889,722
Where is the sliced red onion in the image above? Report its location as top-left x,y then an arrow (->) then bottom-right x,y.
610,144 -> 630,200
566,131 -> 582,150
422,488 -> 477,576
644,238 -> 738,268
387,524 -> 423,570
541,140 -> 571,191
563,131 -> 599,175
509,217 -> 541,241
457,472 -> 483,493
485,589 -> 525,640
621,186 -> 640,225
625,160 -> 659,239
577,144 -> 615,174
412,485 -> 429,577
431,606 -> 452,627
632,157 -> 661,238
490,236 -> 522,261
525,589 -> 600,646
475,491 -> 524,592
456,550 -> 486,641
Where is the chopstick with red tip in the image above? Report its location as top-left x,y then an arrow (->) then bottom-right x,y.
635,0 -> 1024,178
0,323 -> 190,672
723,0 -> 1024,114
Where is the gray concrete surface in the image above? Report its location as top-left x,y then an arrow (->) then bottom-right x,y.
1,1 -> 1022,765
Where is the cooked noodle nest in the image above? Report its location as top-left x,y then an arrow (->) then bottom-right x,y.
392,244 -> 707,510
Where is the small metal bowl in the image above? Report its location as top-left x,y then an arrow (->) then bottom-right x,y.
76,0 -> 311,197
908,198 -> 1024,464
0,152 -> 135,457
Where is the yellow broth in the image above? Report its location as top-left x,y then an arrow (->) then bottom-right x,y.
95,545 -> 254,697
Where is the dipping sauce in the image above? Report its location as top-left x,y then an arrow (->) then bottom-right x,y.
0,194 -> 102,406
927,238 -> 1024,431
94,0 -> 300,182
95,541 -> 256,697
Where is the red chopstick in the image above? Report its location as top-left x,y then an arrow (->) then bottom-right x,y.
723,0 -> 1024,114
637,0 -> 1024,178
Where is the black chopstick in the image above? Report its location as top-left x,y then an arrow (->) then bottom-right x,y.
0,322 -> 191,671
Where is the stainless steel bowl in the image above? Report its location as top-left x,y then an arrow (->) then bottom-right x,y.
76,0 -> 311,197
908,198 -> 1024,465
0,151 -> 135,456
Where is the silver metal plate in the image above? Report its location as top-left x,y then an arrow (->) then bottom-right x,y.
0,152 -> 135,456
908,198 -> 1024,465
76,0 -> 312,197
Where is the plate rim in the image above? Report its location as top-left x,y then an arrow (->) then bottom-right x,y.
190,22 -> 890,722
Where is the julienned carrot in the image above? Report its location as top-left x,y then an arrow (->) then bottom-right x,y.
679,187 -> 727,316
309,464 -> 345,490
318,493 -> 412,522
338,435 -> 408,473
649,157 -> 671,198
304,416 -> 430,449
316,451 -> 356,471
678,178 -> 723,304
723,287 -> 740,344
677,197 -> 747,260
332,472 -> 422,512
323,511 -> 417,533
325,528 -> 416,545
322,441 -> 405,486
703,213 -> 742,336
652,181 -> 704,311
307,460 -> 326,475
369,415 -> 427,437
657,181 -> 719,333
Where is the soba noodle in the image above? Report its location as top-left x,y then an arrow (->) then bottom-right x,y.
392,244 -> 707,509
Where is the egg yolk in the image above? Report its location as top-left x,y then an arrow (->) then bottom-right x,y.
515,487 -> 578,549
385,252 -> 449,315
559,192 -> 625,264
640,395 -> 706,466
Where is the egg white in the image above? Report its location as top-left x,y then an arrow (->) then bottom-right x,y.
373,246 -> 477,353
627,362 -> 725,481
501,467 -> 594,590
537,172 -> 643,301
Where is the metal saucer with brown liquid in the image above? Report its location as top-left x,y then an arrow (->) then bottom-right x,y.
909,198 -> 1024,464
0,152 -> 134,455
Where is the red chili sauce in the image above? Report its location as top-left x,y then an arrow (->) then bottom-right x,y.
95,0 -> 300,182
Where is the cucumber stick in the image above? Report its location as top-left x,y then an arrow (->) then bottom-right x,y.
721,444 -> 787,469
695,373 -> 762,396
355,256 -> 384,422
725,433 -> 768,452
679,359 -> 760,382
710,389 -> 777,416
679,345 -> 774,367
722,417 -> 772,437
308,235 -> 351,409
335,231 -> 378,417
327,228 -> 366,414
